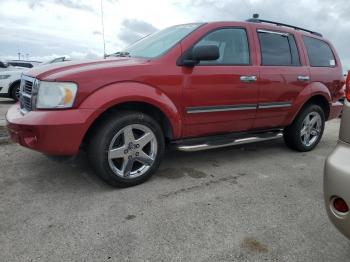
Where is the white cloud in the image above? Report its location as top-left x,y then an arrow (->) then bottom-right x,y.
0,0 -> 349,70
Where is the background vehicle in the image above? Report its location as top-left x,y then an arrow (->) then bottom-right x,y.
324,72 -> 350,239
7,19 -> 344,187
0,57 -> 69,101
0,60 -> 9,71
7,60 -> 41,68
0,60 -> 30,72
0,70 -> 23,101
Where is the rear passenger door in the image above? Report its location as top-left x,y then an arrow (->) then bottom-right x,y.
254,29 -> 309,129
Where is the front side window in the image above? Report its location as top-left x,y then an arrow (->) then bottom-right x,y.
193,28 -> 250,65
303,36 -> 336,67
123,23 -> 203,58
258,30 -> 300,66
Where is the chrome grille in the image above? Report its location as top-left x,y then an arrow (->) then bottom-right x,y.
24,80 -> 33,95
21,95 -> 32,110
19,76 -> 35,113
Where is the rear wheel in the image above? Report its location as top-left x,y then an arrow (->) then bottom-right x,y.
284,104 -> 325,152
88,111 -> 165,187
11,82 -> 20,102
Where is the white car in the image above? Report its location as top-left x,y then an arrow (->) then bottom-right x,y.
0,69 -> 24,101
0,57 -> 69,101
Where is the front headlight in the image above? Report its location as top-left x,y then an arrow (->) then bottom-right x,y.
36,81 -> 77,109
0,75 -> 10,80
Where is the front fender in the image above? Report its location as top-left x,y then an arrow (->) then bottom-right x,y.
285,82 -> 331,125
79,81 -> 182,138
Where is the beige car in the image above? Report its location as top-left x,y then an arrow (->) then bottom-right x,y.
324,73 -> 350,238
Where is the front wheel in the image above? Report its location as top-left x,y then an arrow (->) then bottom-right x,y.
284,104 -> 325,152
88,111 -> 165,187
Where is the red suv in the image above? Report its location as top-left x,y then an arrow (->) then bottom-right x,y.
6,19 -> 344,187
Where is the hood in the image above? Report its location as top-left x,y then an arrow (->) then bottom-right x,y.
25,57 -> 149,81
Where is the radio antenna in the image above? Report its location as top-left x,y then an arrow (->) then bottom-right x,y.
100,0 -> 106,58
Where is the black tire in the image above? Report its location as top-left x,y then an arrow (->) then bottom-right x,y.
87,111 -> 165,187
283,104 -> 325,152
11,82 -> 20,102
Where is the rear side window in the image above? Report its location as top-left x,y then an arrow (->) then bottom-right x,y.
194,28 -> 250,65
258,30 -> 300,66
303,36 -> 336,67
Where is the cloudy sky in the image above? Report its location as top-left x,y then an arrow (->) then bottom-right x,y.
0,0 -> 349,70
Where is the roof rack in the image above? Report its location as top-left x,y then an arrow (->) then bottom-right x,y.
246,15 -> 322,37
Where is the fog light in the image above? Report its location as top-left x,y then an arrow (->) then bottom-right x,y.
333,197 -> 349,213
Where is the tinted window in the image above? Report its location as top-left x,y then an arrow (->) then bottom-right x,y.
194,28 -> 250,65
258,31 -> 300,66
303,36 -> 336,67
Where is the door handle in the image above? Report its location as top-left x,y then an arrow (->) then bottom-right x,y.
240,75 -> 257,83
297,75 -> 310,82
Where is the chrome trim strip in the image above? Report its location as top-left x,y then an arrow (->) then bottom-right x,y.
258,102 -> 292,109
186,102 -> 292,114
257,29 -> 289,36
186,104 -> 257,114
21,75 -> 35,82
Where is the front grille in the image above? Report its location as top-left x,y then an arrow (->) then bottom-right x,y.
24,80 -> 33,95
19,76 -> 35,113
21,95 -> 32,111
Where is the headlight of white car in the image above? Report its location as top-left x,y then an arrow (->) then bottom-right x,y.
36,81 -> 77,109
0,75 -> 11,80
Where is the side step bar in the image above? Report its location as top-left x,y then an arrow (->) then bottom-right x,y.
174,131 -> 283,152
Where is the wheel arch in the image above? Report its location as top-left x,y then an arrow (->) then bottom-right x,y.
83,101 -> 175,147
286,82 -> 332,125
80,81 -> 182,148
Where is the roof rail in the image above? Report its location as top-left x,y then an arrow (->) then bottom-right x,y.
246,17 -> 323,37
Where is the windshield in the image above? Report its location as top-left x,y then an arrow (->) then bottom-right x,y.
123,23 -> 203,58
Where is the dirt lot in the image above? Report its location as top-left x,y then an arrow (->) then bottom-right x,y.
0,98 -> 349,261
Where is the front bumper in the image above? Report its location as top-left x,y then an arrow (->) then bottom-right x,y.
6,104 -> 96,155
324,140 -> 350,239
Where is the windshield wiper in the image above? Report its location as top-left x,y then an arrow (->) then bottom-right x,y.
108,51 -> 131,57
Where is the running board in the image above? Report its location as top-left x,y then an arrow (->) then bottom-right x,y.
174,131 -> 283,152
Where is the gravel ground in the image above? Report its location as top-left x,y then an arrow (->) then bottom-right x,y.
0,98 -> 13,143
0,97 -> 349,261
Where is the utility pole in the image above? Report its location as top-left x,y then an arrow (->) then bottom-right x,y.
100,0 -> 106,58
18,52 -> 21,60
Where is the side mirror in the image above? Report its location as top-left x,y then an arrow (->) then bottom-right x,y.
192,45 -> 220,61
179,45 -> 220,67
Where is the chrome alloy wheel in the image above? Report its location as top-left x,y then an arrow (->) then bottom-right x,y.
300,112 -> 322,147
108,124 -> 157,179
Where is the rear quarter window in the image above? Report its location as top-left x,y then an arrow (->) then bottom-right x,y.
303,36 -> 336,67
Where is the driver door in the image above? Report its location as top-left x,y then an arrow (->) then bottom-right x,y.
182,27 -> 259,137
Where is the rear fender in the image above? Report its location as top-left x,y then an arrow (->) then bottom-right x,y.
285,82 -> 331,125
